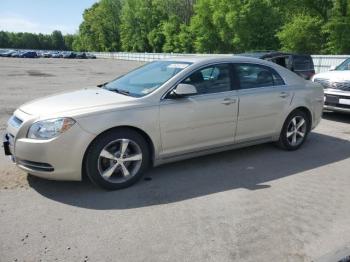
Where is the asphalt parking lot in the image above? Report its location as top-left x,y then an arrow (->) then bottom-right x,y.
0,57 -> 350,262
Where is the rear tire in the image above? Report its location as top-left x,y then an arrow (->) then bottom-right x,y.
277,110 -> 310,151
84,128 -> 150,190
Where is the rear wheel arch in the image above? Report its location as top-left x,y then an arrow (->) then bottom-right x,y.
277,107 -> 311,150
290,106 -> 312,131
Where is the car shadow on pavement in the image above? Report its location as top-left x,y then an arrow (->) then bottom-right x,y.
28,132 -> 350,210
323,111 -> 350,124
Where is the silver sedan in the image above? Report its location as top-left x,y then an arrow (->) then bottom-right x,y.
3,56 -> 324,189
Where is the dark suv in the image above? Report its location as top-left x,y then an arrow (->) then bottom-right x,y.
238,51 -> 315,80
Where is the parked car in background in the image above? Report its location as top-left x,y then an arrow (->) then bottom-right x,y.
75,52 -> 87,59
238,51 -> 315,80
51,52 -> 63,58
3,56 -> 324,190
36,51 -> 44,58
312,58 -> 350,113
86,53 -> 96,59
62,51 -> 77,59
0,49 -> 97,59
11,51 -> 25,57
42,51 -> 52,58
20,51 -> 37,58
0,49 -> 16,57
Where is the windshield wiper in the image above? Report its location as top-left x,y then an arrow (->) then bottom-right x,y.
101,84 -> 132,96
97,82 -> 108,87
113,88 -> 131,96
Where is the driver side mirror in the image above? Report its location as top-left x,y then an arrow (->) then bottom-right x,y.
170,83 -> 197,98
330,65 -> 336,71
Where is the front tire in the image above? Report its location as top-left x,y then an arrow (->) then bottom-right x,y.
277,110 -> 310,151
85,129 -> 150,190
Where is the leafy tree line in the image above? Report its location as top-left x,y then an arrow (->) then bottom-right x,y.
0,30 -> 75,51
1,0 -> 350,54
73,0 -> 350,54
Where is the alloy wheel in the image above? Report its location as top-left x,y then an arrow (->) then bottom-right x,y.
286,116 -> 307,147
97,139 -> 143,183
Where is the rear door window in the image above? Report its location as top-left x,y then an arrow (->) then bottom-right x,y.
234,64 -> 285,89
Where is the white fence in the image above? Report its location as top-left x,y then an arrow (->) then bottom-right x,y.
92,52 -> 232,62
92,52 -> 350,73
311,55 -> 349,73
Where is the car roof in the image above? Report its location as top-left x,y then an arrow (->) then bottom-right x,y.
238,51 -> 312,59
237,52 -> 274,58
161,55 -> 276,65
160,55 -> 306,86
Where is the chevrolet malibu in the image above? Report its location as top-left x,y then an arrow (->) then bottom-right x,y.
3,57 -> 324,190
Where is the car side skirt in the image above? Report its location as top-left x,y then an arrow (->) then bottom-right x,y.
154,136 -> 277,167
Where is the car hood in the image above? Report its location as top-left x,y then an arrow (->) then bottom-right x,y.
19,88 -> 137,116
314,70 -> 350,81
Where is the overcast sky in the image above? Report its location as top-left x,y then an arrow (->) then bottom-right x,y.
0,0 -> 97,34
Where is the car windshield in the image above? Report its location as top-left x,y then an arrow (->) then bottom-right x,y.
335,58 -> 350,71
103,61 -> 191,97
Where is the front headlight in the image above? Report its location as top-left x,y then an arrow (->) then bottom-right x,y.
27,118 -> 76,139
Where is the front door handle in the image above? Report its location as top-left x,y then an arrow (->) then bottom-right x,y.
279,92 -> 290,98
222,98 -> 237,105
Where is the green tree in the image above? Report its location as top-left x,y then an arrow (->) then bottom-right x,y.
178,24 -> 195,53
189,0 -> 281,53
3,0 -> 350,54
323,0 -> 350,54
21,33 -> 41,49
38,33 -> 53,50
77,0 -> 122,51
64,34 -> 75,50
0,31 -> 11,48
231,0 -> 282,52
158,0 -> 196,53
162,15 -> 182,52
51,30 -> 66,50
72,35 -> 84,51
120,0 -> 166,52
0,30 -> 78,50
271,0 -> 333,22
277,14 -> 324,53
190,0 -> 223,53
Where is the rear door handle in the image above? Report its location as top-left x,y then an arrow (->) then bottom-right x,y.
221,98 -> 237,105
279,92 -> 290,98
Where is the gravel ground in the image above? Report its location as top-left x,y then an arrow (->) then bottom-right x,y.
0,57 -> 350,262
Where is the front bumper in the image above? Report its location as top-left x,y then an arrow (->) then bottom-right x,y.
324,104 -> 350,113
3,121 -> 95,181
3,134 -> 12,156
323,90 -> 350,113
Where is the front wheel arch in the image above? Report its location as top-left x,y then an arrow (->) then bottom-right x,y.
81,126 -> 155,181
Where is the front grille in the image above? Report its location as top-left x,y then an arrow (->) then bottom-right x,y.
325,102 -> 350,109
17,159 -> 54,172
314,78 -> 350,91
334,81 -> 350,91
